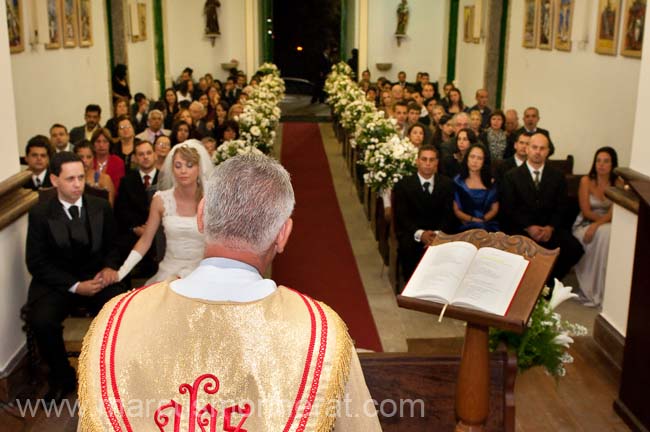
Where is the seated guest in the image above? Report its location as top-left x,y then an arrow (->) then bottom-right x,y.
431,114 -> 454,151
441,128 -> 476,179
391,83 -> 404,102
74,141 -> 115,206
440,112 -> 470,157
393,145 -> 454,280
366,86 -> 378,106
572,147 -> 621,307
114,116 -> 139,171
131,93 -> 150,134
502,133 -> 583,286
23,135 -> 53,190
421,82 -> 438,102
91,128 -> 125,192
111,63 -> 131,103
379,90 -> 394,118
202,136 -> 217,157
419,97 -> 438,131
510,106 -> 555,157
468,109 -> 483,137
176,79 -> 193,103
189,101 -> 209,138
440,82 -> 455,107
69,104 -> 101,145
171,120 -> 192,146
505,109 -> 520,137
223,76 -> 241,106
392,101 -> 408,137
105,97 -> 130,139
216,119 -> 240,145
23,152 -> 126,403
213,100 -> 229,132
227,103 -> 244,121
495,131 -> 531,187
114,140 -> 159,278
50,124 -> 73,153
406,102 -> 423,132
442,88 -> 465,114
453,143 -> 499,232
468,89 -> 492,129
154,135 -> 172,170
407,123 -> 427,148
162,88 -> 179,130
135,109 -> 171,143
480,110 -> 508,160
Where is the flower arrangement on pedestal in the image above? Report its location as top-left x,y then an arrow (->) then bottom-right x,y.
489,279 -> 588,378
360,135 -> 418,192
340,99 -> 377,132
212,139 -> 264,165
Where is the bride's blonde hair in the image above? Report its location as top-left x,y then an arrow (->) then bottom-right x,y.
173,145 -> 203,202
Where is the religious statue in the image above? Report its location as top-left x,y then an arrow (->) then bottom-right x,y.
396,0 -> 409,36
204,0 -> 221,35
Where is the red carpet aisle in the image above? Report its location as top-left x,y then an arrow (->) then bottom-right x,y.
273,122 -> 383,352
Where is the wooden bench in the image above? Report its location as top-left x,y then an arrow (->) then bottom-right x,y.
359,350 -> 516,431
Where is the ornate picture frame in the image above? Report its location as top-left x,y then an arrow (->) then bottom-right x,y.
137,2 -> 147,41
554,0 -> 574,51
621,0 -> 646,58
538,0 -> 554,50
62,0 -> 78,48
463,6 -> 475,43
6,0 -> 24,53
77,0 -> 92,47
523,0 -> 538,48
45,0 -> 62,49
596,0 -> 622,55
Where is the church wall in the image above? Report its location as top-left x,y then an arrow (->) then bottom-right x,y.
502,1 -> 641,173
10,0 -> 112,154
454,0 -> 487,96
126,0 -> 157,99
0,0 -> 30,373
367,0 -> 447,84
163,0 -> 246,84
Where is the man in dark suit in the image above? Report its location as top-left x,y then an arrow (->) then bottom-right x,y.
69,104 -> 101,146
506,106 -> 555,157
501,133 -> 583,285
468,88 -> 492,129
495,131 -> 531,187
114,141 -> 159,277
22,135 -> 53,190
23,152 -> 126,402
393,145 -> 455,281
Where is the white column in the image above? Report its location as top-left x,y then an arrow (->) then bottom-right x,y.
0,0 -> 30,374
358,0 -> 368,74
245,0 -> 259,74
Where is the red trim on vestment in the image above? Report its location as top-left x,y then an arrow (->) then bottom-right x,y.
99,285 -> 153,431
283,290 -> 317,432
296,299 -> 328,431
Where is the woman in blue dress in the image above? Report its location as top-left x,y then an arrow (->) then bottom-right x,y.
453,143 -> 499,232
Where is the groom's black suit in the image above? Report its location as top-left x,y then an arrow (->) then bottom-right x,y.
393,173 -> 455,281
24,193 -> 126,391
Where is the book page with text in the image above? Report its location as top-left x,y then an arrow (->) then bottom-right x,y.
401,241 -> 478,303
452,247 -> 529,316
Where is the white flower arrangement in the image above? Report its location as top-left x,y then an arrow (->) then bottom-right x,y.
213,139 -> 264,165
360,135 -> 418,192
490,279 -> 588,378
353,111 -> 397,150
236,64 -> 285,154
340,99 -> 376,132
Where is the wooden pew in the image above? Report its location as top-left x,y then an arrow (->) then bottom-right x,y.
359,350 -> 516,431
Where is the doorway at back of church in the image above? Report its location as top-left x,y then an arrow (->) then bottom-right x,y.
271,0 -> 341,93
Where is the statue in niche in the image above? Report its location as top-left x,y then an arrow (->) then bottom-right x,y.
395,0 -> 409,36
204,0 -> 221,35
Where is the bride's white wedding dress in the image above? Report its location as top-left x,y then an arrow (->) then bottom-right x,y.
146,188 -> 204,284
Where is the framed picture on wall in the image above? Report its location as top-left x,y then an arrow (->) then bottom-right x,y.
538,0 -> 554,49
77,0 -> 92,47
62,0 -> 78,48
137,3 -> 147,41
522,0 -> 538,48
596,0 -> 622,55
463,6 -> 475,43
620,0 -> 646,57
6,0 -> 24,53
45,0 -> 62,49
554,0 -> 574,51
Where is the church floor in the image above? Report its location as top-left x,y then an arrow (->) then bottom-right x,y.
0,120 -> 628,431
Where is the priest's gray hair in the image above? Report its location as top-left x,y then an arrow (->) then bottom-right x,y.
203,154 -> 295,255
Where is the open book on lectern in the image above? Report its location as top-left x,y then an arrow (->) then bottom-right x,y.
401,241 -> 529,316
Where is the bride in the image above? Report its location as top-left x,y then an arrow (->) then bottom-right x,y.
118,140 -> 213,284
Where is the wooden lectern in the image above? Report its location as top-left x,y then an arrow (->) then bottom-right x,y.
397,229 -> 558,431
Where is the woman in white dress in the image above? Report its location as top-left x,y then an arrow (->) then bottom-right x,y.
118,140 -> 213,284
572,147 -> 621,307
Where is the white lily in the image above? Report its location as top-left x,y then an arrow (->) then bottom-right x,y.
548,279 -> 578,310
552,333 -> 574,348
